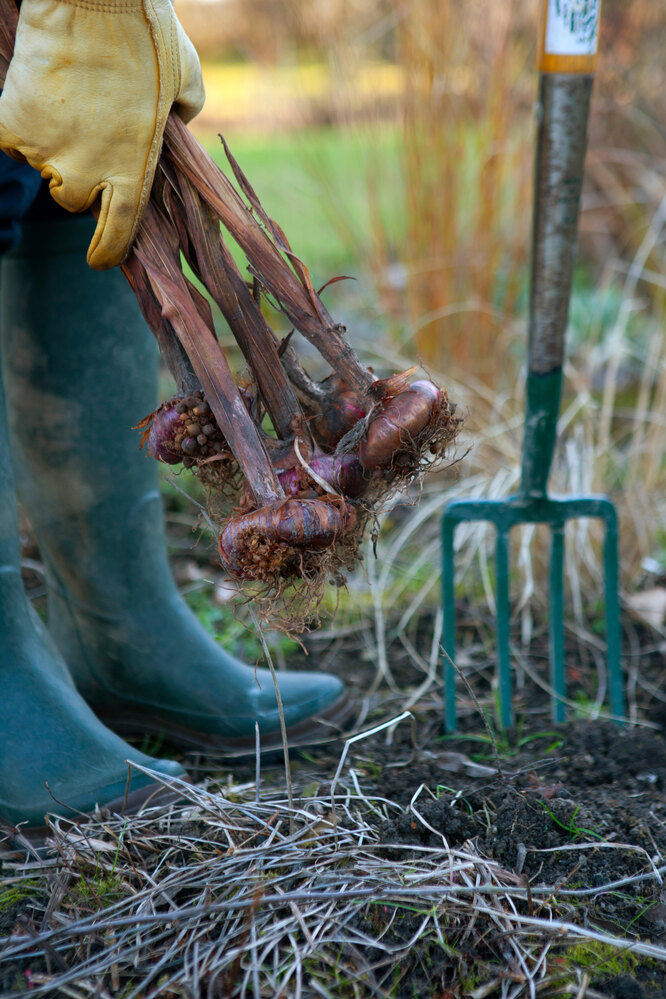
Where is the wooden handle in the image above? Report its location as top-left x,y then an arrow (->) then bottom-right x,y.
537,0 -> 602,75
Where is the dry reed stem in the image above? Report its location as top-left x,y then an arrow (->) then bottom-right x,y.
163,115 -> 376,401
134,202 -> 282,507
160,160 -> 307,443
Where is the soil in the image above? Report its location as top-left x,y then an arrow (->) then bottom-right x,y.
6,520 -> 666,997
259,617 -> 666,998
104,605 -> 665,998
369,718 -> 666,998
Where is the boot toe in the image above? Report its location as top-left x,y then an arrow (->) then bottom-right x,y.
273,669 -> 347,726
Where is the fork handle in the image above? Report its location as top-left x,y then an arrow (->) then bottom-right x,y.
521,2 -> 601,496
528,72 -> 594,375
528,0 -> 601,373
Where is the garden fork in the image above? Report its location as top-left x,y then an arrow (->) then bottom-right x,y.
441,0 -> 625,730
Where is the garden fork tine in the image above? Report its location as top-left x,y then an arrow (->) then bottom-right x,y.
441,0 -> 625,731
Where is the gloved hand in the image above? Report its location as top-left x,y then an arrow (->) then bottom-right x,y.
0,0 -> 205,269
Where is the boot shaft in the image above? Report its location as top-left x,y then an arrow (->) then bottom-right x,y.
1,217 -> 175,613
0,277 -> 29,608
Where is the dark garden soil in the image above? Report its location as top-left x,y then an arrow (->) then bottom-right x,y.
278,606 -> 666,996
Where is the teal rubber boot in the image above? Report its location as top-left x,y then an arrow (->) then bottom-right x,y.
1,217 -> 350,754
0,321 -> 186,834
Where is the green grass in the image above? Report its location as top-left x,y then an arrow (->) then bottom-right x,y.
67,824 -> 129,909
198,119 -> 530,311
183,584 -> 301,664
199,124 -> 403,278
440,726 -> 563,762
565,939 -> 645,978
0,882 -> 41,912
195,118 -> 631,362
538,800 -> 604,843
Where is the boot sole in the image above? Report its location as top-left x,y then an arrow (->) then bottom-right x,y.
97,691 -> 356,756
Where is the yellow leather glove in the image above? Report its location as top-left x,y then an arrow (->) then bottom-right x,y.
0,0 -> 205,269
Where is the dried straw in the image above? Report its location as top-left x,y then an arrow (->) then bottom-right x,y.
2,746 -> 665,998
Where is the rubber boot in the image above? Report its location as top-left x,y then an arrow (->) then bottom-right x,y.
1,217 -> 350,754
0,316 -> 186,834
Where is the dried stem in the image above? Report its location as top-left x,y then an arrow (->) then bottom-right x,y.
121,252 -> 200,396
163,115 -> 376,400
279,344 -> 328,406
134,203 -> 282,506
250,610 -> 295,836
161,164 -> 308,442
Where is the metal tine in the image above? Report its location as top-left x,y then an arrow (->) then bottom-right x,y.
600,499 -> 624,722
495,528 -> 513,730
441,501 -> 626,732
549,524 -> 566,724
441,512 -> 458,733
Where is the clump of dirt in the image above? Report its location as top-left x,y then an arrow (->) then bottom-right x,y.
555,722 -> 666,786
362,721 -> 666,891
379,797 -> 477,853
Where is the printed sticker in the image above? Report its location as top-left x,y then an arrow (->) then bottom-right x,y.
544,0 -> 601,56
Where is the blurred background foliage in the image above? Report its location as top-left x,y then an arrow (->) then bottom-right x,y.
173,0 -> 666,641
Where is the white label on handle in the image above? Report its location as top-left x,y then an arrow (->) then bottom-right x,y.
545,0 -> 601,56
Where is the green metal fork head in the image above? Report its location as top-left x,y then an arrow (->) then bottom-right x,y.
441,491 -> 624,732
